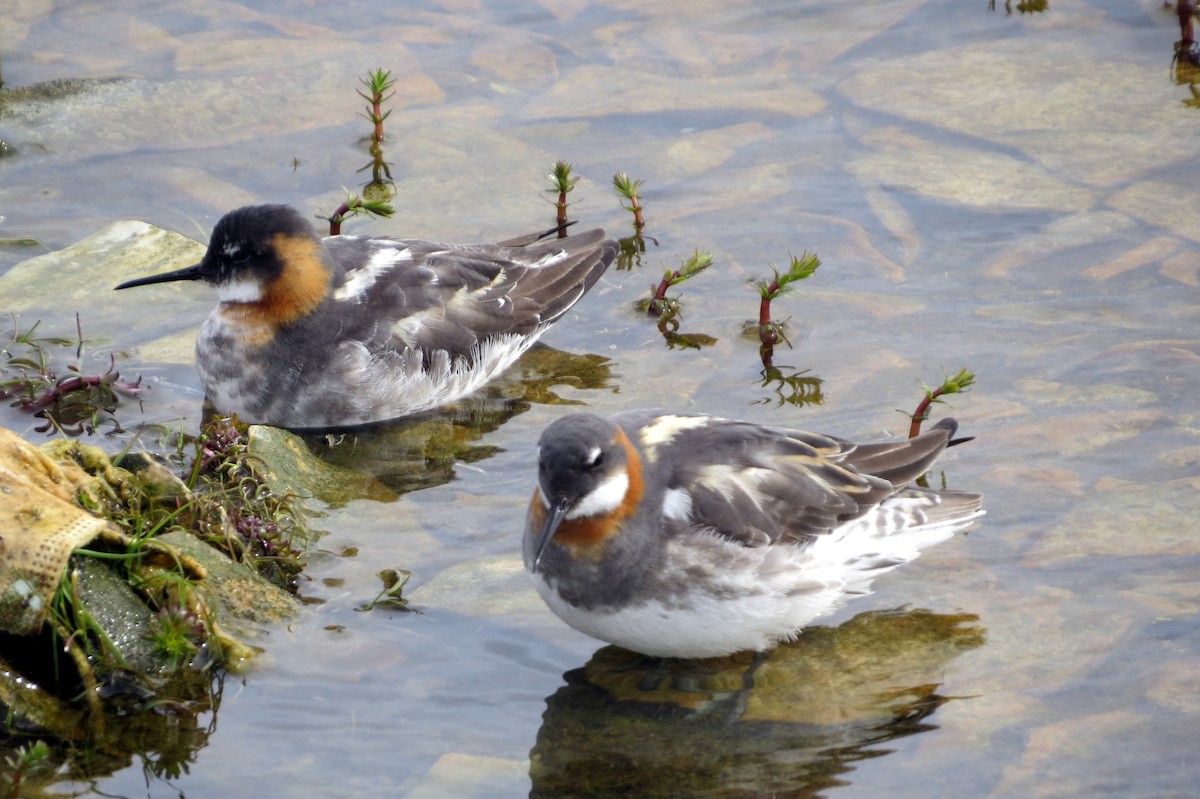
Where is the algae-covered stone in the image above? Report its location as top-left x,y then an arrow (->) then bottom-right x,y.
248,424 -> 396,508
158,530 -> 299,638
71,555 -> 161,674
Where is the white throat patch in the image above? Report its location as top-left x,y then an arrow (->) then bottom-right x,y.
217,278 -> 263,304
566,470 -> 629,519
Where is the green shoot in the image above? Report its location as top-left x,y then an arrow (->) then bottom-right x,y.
546,160 -> 578,237
646,250 -> 713,316
612,172 -> 646,233
325,192 -> 395,236
909,368 -> 976,437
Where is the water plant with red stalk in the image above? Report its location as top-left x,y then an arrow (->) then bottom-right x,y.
908,368 -> 976,437
360,67 -> 394,147
325,69 -> 398,235
749,251 -> 820,367
357,68 -> 396,192
612,172 -> 646,234
611,171 -> 662,270
546,160 -> 578,238
1174,0 -> 1199,69
645,250 -> 713,317
0,315 -> 143,435
325,192 -> 395,236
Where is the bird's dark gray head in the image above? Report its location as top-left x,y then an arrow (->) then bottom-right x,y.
114,204 -> 321,294
198,204 -> 319,286
536,413 -> 629,510
531,412 -> 638,568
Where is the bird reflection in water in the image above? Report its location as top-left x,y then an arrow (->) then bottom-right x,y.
529,608 -> 984,799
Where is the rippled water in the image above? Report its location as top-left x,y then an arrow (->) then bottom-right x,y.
3,0 -> 1199,796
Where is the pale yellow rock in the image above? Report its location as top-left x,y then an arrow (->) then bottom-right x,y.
1012,379 -> 1158,409
162,168 -> 262,215
1082,236 -> 1180,280
983,464 -> 1087,497
1145,660 -> 1200,716
659,122 -> 776,181
407,555 -> 541,617
1159,249 -> 1200,286
847,140 -> 1098,214
994,711 -> 1144,798
1118,585 -> 1200,619
982,211 -> 1138,277
469,36 -> 558,82
839,38 -> 1195,186
819,212 -> 908,283
405,753 -> 527,799
778,0 -> 929,71
1160,444 -> 1200,467
1108,182 -> 1200,244
963,585 -> 1134,696
1028,475 -> 1200,564
521,65 -> 826,120
6,0 -> 53,41
998,410 -> 1161,459
531,0 -> 589,21
864,186 -> 921,268
643,164 -> 791,228
805,288 -> 924,319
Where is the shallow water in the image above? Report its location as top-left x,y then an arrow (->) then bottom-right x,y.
3,0 -> 1200,796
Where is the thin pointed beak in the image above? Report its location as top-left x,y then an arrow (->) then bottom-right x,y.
114,262 -> 205,290
533,497 -> 572,569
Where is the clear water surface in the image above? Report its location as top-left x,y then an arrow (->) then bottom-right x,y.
2,0 -> 1199,796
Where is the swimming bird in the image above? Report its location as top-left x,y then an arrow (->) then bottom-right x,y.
525,409 -> 983,659
114,204 -> 617,429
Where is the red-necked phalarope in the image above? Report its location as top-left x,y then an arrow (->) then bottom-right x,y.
115,204 -> 616,428
525,410 -> 983,658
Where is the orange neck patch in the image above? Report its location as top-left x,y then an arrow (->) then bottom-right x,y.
550,426 -> 645,557
227,233 -> 330,330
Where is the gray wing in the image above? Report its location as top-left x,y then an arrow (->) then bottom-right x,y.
636,414 -> 956,547
326,229 -> 615,361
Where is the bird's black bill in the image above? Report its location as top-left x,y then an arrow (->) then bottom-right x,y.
114,262 -> 205,291
533,498 -> 572,569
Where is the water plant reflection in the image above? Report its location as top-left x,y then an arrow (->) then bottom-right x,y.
754,365 -> 824,408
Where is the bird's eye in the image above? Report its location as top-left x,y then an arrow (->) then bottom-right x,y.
584,447 -> 604,470
221,243 -> 251,264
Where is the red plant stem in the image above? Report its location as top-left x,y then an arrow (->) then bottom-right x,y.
373,98 -> 385,144
629,197 -> 645,232
329,201 -> 352,236
760,342 -> 775,369
908,388 -> 946,438
648,272 -> 679,316
557,191 -> 568,238
758,281 -> 779,327
654,275 -> 676,301
29,373 -> 114,410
